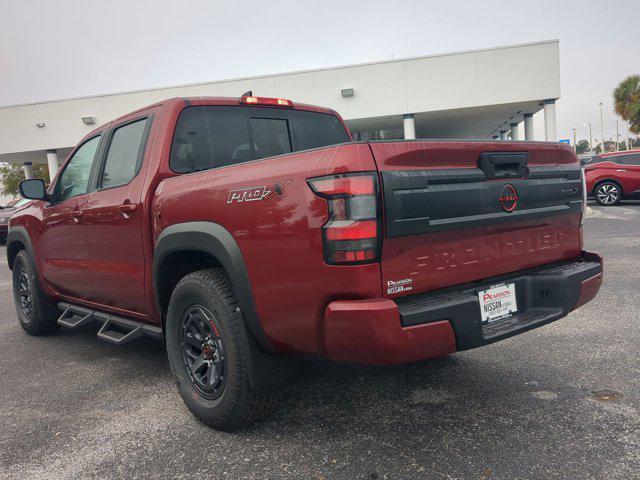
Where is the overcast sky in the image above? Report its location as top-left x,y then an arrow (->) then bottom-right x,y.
1,0 -> 638,143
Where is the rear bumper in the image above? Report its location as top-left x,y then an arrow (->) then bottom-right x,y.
323,251 -> 603,365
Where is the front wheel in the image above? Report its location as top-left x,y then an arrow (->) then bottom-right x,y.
595,181 -> 622,206
165,268 -> 278,430
12,250 -> 59,335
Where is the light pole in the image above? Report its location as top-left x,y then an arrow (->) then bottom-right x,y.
615,120 -> 620,152
599,102 -> 605,153
572,128 -> 577,151
584,123 -> 593,154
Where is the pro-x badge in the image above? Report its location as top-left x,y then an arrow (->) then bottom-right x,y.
227,180 -> 291,204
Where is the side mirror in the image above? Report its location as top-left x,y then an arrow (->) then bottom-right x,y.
19,179 -> 49,201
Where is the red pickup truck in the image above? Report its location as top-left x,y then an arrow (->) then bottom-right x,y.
10,95 -> 602,430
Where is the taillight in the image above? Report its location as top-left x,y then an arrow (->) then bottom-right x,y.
580,167 -> 587,227
308,172 -> 381,265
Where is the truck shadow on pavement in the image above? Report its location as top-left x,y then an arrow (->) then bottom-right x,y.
47,323 -> 602,437
4,317 -> 629,479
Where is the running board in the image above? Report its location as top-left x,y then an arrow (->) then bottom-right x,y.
57,302 -> 162,345
57,305 -> 95,329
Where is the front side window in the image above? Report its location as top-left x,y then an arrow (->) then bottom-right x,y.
54,135 -> 101,203
100,118 -> 148,188
170,106 -> 349,173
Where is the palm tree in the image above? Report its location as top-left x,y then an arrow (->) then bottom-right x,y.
613,75 -> 640,134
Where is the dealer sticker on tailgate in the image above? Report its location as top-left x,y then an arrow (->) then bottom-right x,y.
478,283 -> 518,324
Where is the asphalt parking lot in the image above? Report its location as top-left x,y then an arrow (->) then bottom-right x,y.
1,202 -> 639,480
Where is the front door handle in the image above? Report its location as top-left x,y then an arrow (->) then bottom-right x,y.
617,169 -> 627,172
70,210 -> 83,223
117,204 -> 137,213
117,203 -> 137,218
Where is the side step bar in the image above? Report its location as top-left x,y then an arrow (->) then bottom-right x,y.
57,302 -> 162,345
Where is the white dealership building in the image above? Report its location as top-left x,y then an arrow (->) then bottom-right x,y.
0,40 -> 561,180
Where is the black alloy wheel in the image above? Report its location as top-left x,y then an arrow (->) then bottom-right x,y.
17,267 -> 33,319
166,268 -> 285,430
180,305 -> 226,400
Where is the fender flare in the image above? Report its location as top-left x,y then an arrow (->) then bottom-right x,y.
6,226 -> 36,270
153,221 -> 273,353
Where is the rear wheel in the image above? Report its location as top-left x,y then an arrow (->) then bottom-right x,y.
165,268 -> 278,430
12,250 -> 59,335
595,181 -> 622,206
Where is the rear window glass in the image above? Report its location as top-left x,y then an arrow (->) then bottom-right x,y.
170,106 -> 349,173
250,117 -> 292,159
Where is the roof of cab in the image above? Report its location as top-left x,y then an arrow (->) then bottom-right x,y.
82,96 -> 341,141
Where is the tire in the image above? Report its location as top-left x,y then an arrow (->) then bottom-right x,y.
166,268 -> 278,431
12,250 -> 59,335
594,181 -> 622,206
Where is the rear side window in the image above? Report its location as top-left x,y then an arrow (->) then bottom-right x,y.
617,153 -> 640,165
100,118 -> 148,189
170,106 -> 349,173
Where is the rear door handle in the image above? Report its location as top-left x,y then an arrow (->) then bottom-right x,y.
617,169 -> 627,172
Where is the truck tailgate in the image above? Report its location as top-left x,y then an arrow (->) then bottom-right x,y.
371,140 -> 584,298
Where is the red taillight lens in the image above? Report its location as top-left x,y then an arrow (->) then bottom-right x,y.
324,220 -> 377,241
239,95 -> 293,107
308,173 -> 381,265
308,176 -> 375,196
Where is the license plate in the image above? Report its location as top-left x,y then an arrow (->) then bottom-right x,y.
478,283 -> 518,324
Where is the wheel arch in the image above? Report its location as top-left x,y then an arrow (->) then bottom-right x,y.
153,221 -> 273,353
6,226 -> 35,270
